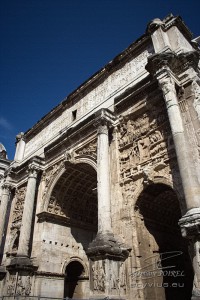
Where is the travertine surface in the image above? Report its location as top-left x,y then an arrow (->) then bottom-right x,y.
0,14 -> 200,300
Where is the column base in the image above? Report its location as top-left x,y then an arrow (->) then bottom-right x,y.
87,231 -> 131,260
192,289 -> 200,300
179,208 -> 200,238
7,256 -> 38,271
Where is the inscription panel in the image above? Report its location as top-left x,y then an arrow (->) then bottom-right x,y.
24,44 -> 154,158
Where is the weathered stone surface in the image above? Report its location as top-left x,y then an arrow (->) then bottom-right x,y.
0,14 -> 199,300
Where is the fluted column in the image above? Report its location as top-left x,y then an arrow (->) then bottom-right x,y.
97,123 -> 112,233
17,164 -> 39,257
146,53 -> 200,211
158,73 -> 200,210
146,52 -> 200,299
87,109 -> 130,261
0,183 -> 12,248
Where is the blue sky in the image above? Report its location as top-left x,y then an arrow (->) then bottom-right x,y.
0,0 -> 200,159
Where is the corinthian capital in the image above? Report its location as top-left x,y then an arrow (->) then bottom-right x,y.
1,182 -> 13,197
146,52 -> 175,76
28,164 -> 40,179
97,124 -> 109,135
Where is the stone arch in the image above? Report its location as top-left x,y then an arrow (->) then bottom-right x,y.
64,258 -> 89,299
44,162 -> 97,228
132,176 -> 184,213
62,256 -> 89,277
42,157 -> 97,212
134,182 -> 193,300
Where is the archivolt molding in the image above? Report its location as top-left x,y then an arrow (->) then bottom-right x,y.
61,256 -> 89,277
133,174 -> 184,214
41,160 -> 66,211
65,149 -> 97,171
121,162 -> 183,213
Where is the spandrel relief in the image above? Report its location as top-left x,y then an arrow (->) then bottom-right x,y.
76,140 -> 97,160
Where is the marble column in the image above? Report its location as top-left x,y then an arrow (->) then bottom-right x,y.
14,132 -> 25,162
146,52 -> 200,299
17,165 -> 39,258
0,183 -> 12,248
87,111 -> 130,299
158,73 -> 200,210
97,123 -> 112,233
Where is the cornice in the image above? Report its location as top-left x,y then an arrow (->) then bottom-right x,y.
23,36 -> 151,141
146,51 -> 200,77
44,108 -> 116,160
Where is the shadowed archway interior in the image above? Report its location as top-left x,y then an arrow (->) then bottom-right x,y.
64,261 -> 85,299
135,183 -> 193,300
48,163 -> 98,231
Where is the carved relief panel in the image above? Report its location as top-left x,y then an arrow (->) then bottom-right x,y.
75,139 -> 97,161
91,259 -> 128,296
118,99 -> 174,180
7,186 -> 26,255
6,273 -> 32,297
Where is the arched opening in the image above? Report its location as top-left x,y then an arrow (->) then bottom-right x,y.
134,183 -> 193,300
64,261 -> 86,299
46,162 -> 97,299
48,163 -> 97,232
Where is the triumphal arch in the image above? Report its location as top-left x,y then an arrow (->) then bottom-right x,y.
0,14 -> 200,300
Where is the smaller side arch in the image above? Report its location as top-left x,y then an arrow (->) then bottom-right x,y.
63,257 -> 90,299
61,256 -> 89,277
